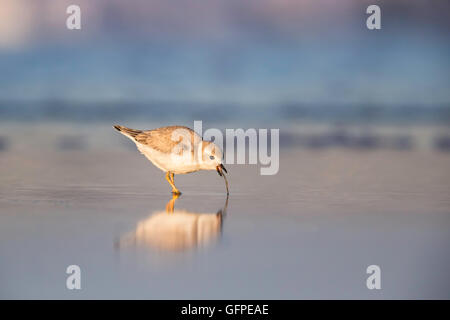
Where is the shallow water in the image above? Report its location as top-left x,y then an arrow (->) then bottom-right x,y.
1,125 -> 450,299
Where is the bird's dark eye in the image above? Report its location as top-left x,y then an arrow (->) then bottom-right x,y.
209,156 -> 215,160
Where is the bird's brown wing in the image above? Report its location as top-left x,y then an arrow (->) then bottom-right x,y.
135,126 -> 199,155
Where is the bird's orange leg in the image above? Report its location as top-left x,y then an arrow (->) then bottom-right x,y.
165,172 -> 181,194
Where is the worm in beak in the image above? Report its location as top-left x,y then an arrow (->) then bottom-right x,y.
216,164 -> 229,195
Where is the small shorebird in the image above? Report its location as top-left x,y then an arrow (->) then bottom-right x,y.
113,125 -> 229,194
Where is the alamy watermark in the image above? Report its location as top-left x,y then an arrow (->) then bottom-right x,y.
366,5 -> 381,30
66,5 -> 81,30
168,121 -> 279,175
366,265 -> 381,290
66,264 -> 81,290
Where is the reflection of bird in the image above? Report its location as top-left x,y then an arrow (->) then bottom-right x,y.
118,194 -> 228,252
113,125 -> 229,194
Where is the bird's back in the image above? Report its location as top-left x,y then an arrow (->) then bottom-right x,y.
114,125 -> 200,154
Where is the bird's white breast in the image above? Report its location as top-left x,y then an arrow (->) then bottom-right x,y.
136,142 -> 200,174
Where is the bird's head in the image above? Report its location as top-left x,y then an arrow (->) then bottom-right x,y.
200,141 -> 224,169
200,141 -> 229,194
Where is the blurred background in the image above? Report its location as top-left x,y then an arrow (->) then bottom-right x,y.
1,0 -> 450,299
0,0 -> 449,130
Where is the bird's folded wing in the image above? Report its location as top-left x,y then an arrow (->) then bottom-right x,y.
135,126 -> 198,155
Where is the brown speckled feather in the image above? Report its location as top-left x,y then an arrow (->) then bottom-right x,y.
136,126 -> 199,154
115,125 -> 203,154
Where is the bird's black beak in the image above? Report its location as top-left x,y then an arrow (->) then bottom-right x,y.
216,164 -> 229,195
216,163 -> 227,176
220,163 -> 227,174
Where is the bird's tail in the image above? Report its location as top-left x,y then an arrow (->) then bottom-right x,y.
113,125 -> 142,139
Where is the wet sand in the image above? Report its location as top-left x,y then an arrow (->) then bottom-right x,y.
1,128 -> 450,299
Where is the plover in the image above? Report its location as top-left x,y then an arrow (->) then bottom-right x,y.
113,125 -> 229,194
